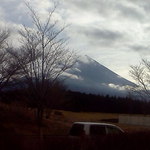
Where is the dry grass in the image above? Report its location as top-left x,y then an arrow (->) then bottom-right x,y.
0,101 -> 150,135
61,110 -> 119,122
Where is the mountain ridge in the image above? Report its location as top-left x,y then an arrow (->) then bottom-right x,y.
62,55 -> 134,97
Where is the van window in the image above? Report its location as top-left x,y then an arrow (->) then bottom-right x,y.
90,125 -> 106,136
69,124 -> 84,136
106,126 -> 122,134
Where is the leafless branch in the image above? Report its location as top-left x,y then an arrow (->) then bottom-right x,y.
130,60 -> 150,100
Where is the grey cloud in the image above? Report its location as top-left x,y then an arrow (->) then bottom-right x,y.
130,1 -> 150,14
0,1 -> 34,27
1,0 -> 62,27
65,0 -> 93,10
65,0 -> 146,22
78,27 -> 124,47
116,3 -> 145,21
64,0 -> 117,17
130,45 -> 150,54
1,1 -> 22,19
142,4 -> 150,13
67,25 -> 125,48
144,26 -> 150,32
84,28 -> 123,41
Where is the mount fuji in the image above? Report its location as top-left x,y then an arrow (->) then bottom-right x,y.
62,55 -> 135,97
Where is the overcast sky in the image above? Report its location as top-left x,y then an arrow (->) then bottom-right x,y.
1,0 -> 150,81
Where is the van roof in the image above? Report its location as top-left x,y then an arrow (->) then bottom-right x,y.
73,122 -> 124,132
74,122 -> 117,127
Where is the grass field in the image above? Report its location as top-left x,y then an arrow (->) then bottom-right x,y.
62,110 -> 119,122
0,102 -> 150,135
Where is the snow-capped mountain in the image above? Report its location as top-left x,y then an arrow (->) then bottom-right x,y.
62,55 -> 135,97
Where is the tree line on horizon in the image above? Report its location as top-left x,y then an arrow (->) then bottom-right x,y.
2,88 -> 150,115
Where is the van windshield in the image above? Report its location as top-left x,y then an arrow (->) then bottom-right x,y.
107,126 -> 123,134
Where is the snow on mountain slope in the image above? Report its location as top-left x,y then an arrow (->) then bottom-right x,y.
61,55 -> 135,97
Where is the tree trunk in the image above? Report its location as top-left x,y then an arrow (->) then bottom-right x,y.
36,107 -> 44,127
36,107 -> 44,150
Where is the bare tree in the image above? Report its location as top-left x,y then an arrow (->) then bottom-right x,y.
130,59 -> 150,100
9,3 -> 77,125
0,29 -> 17,94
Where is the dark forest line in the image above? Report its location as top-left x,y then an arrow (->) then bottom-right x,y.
63,91 -> 150,114
1,88 -> 150,115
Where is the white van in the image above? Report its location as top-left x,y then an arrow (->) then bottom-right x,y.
69,122 -> 124,137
